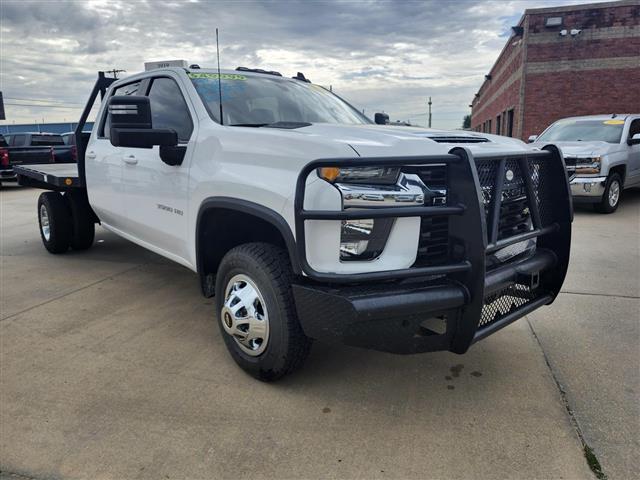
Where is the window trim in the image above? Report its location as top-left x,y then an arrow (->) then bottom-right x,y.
97,79 -> 144,139
627,118 -> 640,141
97,75 -> 195,144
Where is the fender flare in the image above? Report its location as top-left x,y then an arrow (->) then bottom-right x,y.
196,197 -> 301,276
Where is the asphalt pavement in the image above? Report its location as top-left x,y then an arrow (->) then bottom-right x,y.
1,184 -> 638,480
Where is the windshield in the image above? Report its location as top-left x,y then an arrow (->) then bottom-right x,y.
189,73 -> 370,126
538,119 -> 624,144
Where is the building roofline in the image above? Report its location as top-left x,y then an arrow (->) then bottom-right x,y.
470,0 -> 638,107
472,14 -> 525,105
524,0 -> 637,15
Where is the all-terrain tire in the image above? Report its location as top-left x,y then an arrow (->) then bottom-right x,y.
215,242 -> 312,381
38,192 -> 72,254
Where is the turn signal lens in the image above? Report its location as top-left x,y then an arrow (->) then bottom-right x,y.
318,167 -> 341,182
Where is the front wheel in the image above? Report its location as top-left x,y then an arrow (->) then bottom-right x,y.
215,243 -> 312,381
594,172 -> 622,214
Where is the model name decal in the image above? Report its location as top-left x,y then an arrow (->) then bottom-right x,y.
157,204 -> 183,216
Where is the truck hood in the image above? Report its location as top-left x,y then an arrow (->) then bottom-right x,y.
534,140 -> 623,157
293,123 -> 531,158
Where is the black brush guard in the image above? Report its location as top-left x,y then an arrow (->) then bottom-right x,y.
291,146 -> 572,354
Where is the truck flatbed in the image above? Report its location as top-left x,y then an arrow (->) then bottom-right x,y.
14,163 -> 83,190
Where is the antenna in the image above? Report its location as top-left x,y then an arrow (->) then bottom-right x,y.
216,28 -> 224,125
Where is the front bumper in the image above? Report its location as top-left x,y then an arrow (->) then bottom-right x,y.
293,249 -> 556,353
570,176 -> 606,201
292,147 -> 572,354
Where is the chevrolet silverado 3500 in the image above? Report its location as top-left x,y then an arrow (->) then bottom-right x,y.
15,68 -> 572,381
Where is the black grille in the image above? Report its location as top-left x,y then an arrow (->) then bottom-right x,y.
414,215 -> 449,266
413,165 -> 449,266
415,165 -> 447,190
475,158 -> 535,241
475,160 -> 499,206
479,284 -> 537,327
497,159 -> 532,240
528,158 -> 554,226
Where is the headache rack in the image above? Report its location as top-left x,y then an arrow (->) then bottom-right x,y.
293,146 -> 572,354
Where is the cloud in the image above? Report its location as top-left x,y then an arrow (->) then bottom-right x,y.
0,0 -> 610,128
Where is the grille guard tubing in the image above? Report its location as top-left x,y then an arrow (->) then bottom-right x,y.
292,146 -> 572,354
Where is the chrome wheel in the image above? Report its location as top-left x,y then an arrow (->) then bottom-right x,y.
608,179 -> 620,208
40,204 -> 51,241
221,274 -> 269,356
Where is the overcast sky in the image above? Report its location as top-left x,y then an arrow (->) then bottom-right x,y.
0,0 -> 608,129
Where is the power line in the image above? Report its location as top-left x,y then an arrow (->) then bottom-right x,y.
5,97 -> 84,106
4,103 -> 96,109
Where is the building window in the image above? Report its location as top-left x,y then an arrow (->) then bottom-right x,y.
545,16 -> 563,27
488,119 -> 492,134
506,109 -> 514,137
496,115 -> 502,136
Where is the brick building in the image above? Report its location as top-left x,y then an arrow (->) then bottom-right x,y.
470,0 -> 640,141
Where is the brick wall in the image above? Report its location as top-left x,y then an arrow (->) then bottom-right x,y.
470,1 -> 640,141
523,67 -> 640,140
469,33 -> 524,136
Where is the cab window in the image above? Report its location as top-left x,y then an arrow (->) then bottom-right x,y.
629,119 -> 640,140
147,77 -> 193,142
100,81 -> 141,138
12,134 -> 26,146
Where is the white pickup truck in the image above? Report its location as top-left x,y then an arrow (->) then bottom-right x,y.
530,114 -> 640,213
15,67 -> 572,381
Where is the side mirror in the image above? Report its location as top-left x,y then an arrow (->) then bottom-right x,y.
108,96 -> 178,149
528,135 -> 538,143
374,112 -> 389,125
628,133 -> 640,146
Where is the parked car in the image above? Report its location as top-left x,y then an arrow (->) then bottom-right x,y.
530,114 -> 640,213
0,132 -> 76,184
15,67 -> 572,381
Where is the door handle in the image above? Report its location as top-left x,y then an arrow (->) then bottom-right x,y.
86,151 -> 97,160
122,154 -> 138,165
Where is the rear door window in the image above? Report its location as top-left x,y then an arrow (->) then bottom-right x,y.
100,81 -> 142,138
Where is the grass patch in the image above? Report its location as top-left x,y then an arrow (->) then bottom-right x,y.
584,445 -> 606,480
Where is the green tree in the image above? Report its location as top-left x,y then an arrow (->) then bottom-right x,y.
462,114 -> 471,129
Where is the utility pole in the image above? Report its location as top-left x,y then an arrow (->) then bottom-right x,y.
428,97 -> 432,128
107,69 -> 126,79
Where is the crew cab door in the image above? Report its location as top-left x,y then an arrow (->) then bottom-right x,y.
120,75 -> 195,261
85,80 -> 142,228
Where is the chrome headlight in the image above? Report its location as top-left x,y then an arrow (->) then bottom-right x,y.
318,167 -> 400,185
573,156 -> 601,174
